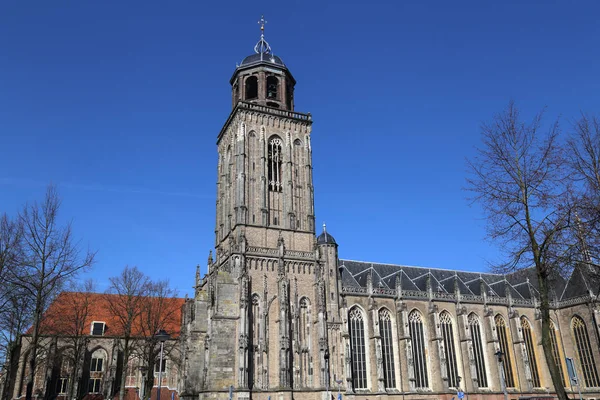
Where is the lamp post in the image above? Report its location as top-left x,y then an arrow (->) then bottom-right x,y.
324,349 -> 330,400
139,365 -> 148,400
495,351 -> 508,400
154,330 -> 171,400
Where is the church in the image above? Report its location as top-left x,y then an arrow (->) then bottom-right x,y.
4,20 -> 600,400
178,20 -> 600,400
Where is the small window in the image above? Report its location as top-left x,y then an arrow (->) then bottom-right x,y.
88,378 -> 101,394
57,377 -> 68,394
154,359 -> 167,373
90,357 -> 103,372
91,321 -> 105,336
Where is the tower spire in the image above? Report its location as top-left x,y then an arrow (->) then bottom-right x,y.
254,15 -> 272,58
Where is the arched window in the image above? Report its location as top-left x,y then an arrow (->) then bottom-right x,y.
549,320 -> 567,385
572,316 -> 600,387
378,309 -> 396,389
349,307 -> 367,389
521,317 -> 541,387
88,348 -> 107,394
299,298 -> 311,386
494,315 -> 515,387
440,311 -> 459,388
468,313 -> 488,388
245,76 -> 258,100
293,139 -> 303,230
268,137 -> 283,193
266,76 -> 279,100
409,310 -> 428,389
250,294 -> 261,388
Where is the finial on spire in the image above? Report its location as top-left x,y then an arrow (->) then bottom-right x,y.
258,15 -> 267,35
323,222 -> 327,233
254,15 -> 272,56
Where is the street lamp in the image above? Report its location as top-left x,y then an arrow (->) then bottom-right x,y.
139,365 -> 148,400
154,330 -> 171,400
495,350 -> 508,400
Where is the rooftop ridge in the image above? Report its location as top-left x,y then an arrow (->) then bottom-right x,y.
339,258 -> 505,275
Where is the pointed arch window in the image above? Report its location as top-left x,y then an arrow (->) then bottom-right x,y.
378,309 -> 396,389
549,320 -> 567,386
268,137 -> 283,193
572,316 -> 600,387
495,315 -> 515,387
409,310 -> 428,389
250,294 -> 261,388
349,307 -> 367,389
468,313 -> 488,388
440,311 -> 459,388
521,317 -> 541,387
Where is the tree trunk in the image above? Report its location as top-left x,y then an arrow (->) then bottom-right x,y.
538,270 -> 568,400
26,303 -> 43,400
118,338 -> 130,400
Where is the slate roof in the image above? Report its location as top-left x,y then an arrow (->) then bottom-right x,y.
339,259 -> 576,301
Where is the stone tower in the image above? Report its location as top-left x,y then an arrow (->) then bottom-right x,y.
180,19 -> 341,400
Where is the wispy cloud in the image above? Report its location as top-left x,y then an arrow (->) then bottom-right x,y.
0,177 -> 212,199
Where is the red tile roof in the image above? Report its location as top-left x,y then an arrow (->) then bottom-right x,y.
35,292 -> 185,338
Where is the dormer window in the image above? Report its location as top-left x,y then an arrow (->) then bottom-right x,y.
91,321 -> 105,336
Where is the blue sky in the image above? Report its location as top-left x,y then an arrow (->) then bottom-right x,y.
1,1 -> 599,296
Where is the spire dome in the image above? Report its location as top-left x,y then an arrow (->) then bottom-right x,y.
317,223 -> 337,245
238,15 -> 286,68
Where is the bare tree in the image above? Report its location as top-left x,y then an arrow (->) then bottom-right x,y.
467,101 -> 574,400
568,114 -> 600,284
6,186 -> 95,400
136,279 -> 180,399
0,285 -> 33,400
106,266 -> 150,400
44,280 -> 96,400
0,212 -> 26,400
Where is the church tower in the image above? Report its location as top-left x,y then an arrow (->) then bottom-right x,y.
181,18 -> 340,400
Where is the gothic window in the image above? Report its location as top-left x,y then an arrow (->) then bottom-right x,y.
268,137 -> 283,193
572,316 -> 600,387
266,76 -> 279,100
299,298 -> 311,386
349,307 -> 367,389
245,76 -> 258,100
549,320 -> 567,385
409,310 -> 429,389
439,311 -> 460,388
378,309 -> 396,389
521,317 -> 541,387
293,139 -> 303,229
250,294 -> 261,388
468,313 -> 488,388
87,348 -> 106,394
495,315 -> 515,387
